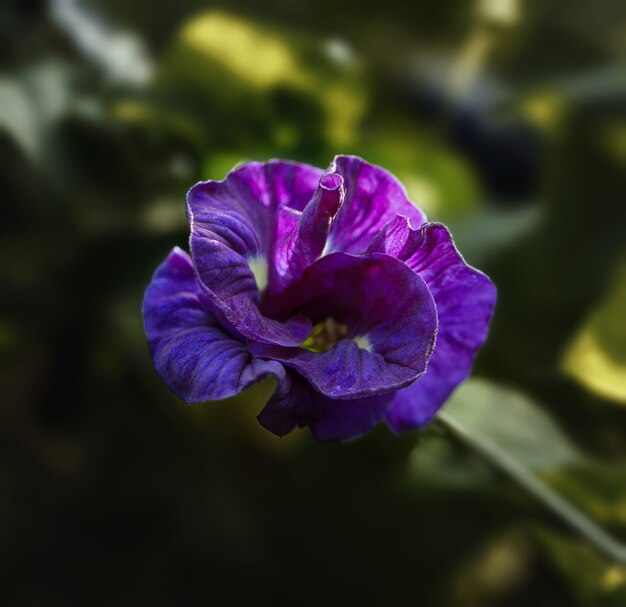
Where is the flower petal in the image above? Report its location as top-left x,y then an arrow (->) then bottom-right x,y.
187,161 -> 323,346
143,248 -> 288,402
214,160 -> 323,212
258,372 -> 394,442
368,219 -> 496,430
252,252 -> 437,399
306,393 -> 393,442
324,155 -> 428,254
256,372 -> 312,437
270,172 -> 344,296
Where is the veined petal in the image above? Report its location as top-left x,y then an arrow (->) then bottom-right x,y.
187,161 -> 323,346
258,372 -> 394,442
323,155 -> 428,255
251,252 -> 437,399
214,160 -> 323,212
270,172 -> 345,295
143,248 -> 288,402
368,219 -> 496,430
189,233 -> 312,346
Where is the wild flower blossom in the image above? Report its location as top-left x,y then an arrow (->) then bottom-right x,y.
143,156 -> 496,441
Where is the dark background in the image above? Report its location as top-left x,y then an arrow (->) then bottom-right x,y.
2,0 -> 626,604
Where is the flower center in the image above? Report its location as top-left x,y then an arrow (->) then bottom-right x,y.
302,318 -> 349,352
301,319 -> 373,353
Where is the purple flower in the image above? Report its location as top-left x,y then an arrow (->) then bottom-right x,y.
143,156 -> 496,441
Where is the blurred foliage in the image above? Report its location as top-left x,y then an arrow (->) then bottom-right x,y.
1,0 -> 626,605
535,530 -> 626,606
441,379 -> 582,472
114,10 -> 367,165
563,260 -> 626,404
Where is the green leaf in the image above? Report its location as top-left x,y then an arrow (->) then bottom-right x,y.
442,378 -> 582,472
439,380 -> 626,564
0,61 -> 73,165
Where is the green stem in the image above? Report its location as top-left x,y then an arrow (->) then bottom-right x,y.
437,411 -> 626,565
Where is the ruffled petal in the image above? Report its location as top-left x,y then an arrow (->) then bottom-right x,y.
215,160 -> 323,212
323,155 -> 428,255
258,372 -> 394,442
187,161 -> 323,346
251,252 -> 437,399
368,219 -> 496,430
270,172 -> 344,296
256,372 -> 313,438
143,248 -> 288,402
